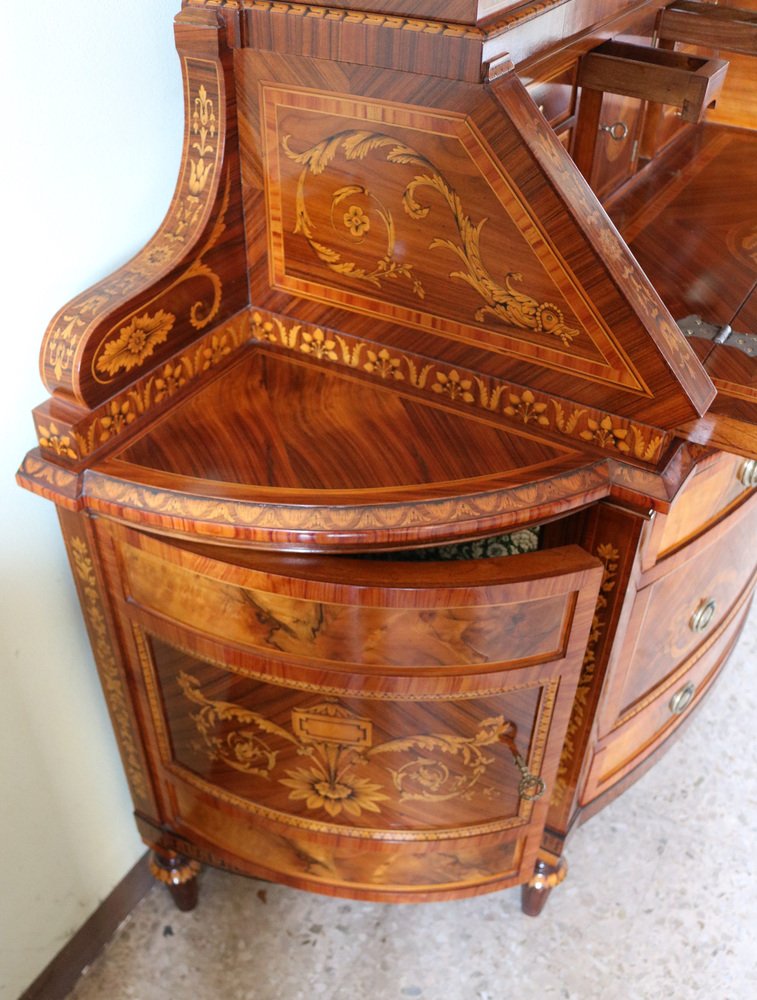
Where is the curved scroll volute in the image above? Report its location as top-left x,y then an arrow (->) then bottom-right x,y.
39,6 -> 248,411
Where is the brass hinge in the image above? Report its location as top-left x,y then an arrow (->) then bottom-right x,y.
677,315 -> 756,356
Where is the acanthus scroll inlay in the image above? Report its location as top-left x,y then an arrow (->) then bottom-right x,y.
283,129 -> 580,347
179,671 -> 522,820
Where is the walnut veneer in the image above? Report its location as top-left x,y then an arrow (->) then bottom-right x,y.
18,0 -> 757,917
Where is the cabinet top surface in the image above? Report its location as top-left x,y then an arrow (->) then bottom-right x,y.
83,344 -> 612,548
110,347 -> 584,490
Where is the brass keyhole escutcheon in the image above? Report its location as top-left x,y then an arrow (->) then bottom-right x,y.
670,681 -> 696,715
690,598 -> 716,633
499,735 -> 546,802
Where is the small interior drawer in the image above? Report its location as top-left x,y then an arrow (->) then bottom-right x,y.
527,64 -> 576,127
658,2 -> 757,57
579,40 -> 729,122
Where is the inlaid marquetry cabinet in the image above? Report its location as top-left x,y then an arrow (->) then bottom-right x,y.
18,0 -> 757,915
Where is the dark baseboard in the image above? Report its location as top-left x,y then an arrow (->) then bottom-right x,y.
18,851 -> 153,1000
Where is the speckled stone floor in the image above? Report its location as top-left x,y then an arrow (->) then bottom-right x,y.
66,606 -> 757,1000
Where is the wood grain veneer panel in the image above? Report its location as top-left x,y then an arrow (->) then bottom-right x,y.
170,784 -> 525,898
113,349 -> 578,490
731,283 -> 757,334
117,528 -> 598,672
234,47 -> 713,427
611,125 -> 757,324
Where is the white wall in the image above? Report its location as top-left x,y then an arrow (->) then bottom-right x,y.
0,3 -> 184,996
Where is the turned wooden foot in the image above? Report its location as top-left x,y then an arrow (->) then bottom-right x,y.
521,855 -> 568,917
149,851 -> 201,911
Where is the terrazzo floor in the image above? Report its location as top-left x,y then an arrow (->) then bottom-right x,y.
66,606 -> 757,1000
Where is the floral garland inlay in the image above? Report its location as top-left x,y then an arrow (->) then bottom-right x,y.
45,70 -> 224,390
252,310 -> 665,462
179,672 -> 518,819
551,541 -> 620,808
283,130 -> 580,347
69,536 -> 149,804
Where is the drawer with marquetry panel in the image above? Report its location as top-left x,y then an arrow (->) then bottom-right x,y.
96,521 -> 602,902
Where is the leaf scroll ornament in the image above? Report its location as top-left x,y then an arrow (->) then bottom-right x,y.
283,129 -> 580,346
179,674 -> 524,819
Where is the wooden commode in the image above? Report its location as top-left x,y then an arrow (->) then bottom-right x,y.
17,0 -> 757,916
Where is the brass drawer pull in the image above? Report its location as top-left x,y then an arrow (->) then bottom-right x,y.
501,734 -> 546,801
599,120 -> 629,141
739,458 -> 757,487
670,681 -> 696,715
690,598 -> 716,633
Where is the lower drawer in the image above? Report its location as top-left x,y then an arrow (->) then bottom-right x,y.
581,587 -> 753,802
131,627 -> 566,901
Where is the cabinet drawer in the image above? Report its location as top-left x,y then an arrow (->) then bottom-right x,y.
100,523 -> 601,900
134,630 -> 561,898
610,493 -> 757,720
527,64 -> 576,128
582,588 -> 753,800
114,528 -> 599,675
579,40 -> 728,123
650,451 -> 753,561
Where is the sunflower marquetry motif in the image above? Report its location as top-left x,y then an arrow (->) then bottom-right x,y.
178,671 -> 528,821
95,310 -> 177,378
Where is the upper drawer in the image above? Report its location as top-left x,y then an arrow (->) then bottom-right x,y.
648,451 -> 754,562
110,526 -> 601,679
527,63 -> 576,128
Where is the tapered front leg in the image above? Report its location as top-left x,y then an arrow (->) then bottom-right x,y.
521,851 -> 568,917
149,851 -> 202,912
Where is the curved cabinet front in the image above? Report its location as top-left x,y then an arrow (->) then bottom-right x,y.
98,523 -> 602,902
